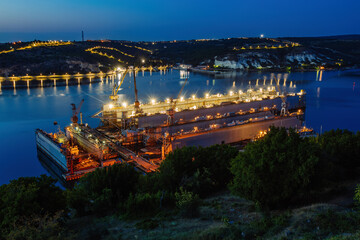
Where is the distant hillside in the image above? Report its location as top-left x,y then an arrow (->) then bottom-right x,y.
0,35 -> 359,76
149,36 -> 360,70
281,34 -> 360,40
0,40 -> 154,76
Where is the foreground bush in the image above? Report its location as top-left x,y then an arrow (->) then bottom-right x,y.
230,127 -> 321,209
175,187 -> 200,218
354,184 -> 360,208
123,191 -> 171,218
5,212 -> 71,240
0,175 -> 66,237
158,144 -> 238,196
66,163 -> 139,215
318,129 -> 360,179
318,129 -> 360,166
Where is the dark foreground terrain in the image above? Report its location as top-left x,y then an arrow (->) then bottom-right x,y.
2,128 -> 360,239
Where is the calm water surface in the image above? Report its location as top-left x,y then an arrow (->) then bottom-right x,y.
1,69 -> 360,184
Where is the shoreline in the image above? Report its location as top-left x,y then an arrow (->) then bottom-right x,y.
189,66 -> 358,76
0,78 -> 103,90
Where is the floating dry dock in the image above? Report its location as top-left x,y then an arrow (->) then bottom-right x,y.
36,86 -> 307,182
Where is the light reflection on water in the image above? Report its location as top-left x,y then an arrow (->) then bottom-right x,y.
0,69 -> 360,184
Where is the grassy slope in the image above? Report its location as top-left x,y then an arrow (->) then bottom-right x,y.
63,192 -> 360,240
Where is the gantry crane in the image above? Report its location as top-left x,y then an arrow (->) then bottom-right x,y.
275,77 -> 288,116
71,99 -> 84,124
166,78 -> 188,125
162,78 -> 188,158
109,68 -> 129,102
133,69 -> 141,114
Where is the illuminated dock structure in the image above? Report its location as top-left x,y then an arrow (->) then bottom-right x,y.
94,86 -> 306,159
97,87 -> 303,127
0,66 -> 169,90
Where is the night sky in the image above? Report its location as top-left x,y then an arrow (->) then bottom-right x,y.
0,0 -> 359,42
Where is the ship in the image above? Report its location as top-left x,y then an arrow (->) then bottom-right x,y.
93,71 -> 307,159
36,67 -> 308,183
35,129 -> 68,172
35,127 -> 107,182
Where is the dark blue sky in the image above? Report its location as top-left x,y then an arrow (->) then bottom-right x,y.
0,0 -> 359,42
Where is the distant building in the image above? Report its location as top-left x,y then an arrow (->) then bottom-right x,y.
179,64 -> 192,69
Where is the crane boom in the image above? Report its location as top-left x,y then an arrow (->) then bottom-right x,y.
110,69 -> 129,101
77,99 -> 84,115
133,69 -> 140,113
71,99 -> 84,124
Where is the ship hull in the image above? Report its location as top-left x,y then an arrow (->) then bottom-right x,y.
35,129 -> 68,172
172,116 -> 302,148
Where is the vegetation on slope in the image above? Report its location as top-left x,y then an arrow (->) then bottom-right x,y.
1,35 -> 359,76
2,127 -> 360,239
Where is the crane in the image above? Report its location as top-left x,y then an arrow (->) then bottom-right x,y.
133,69 -> 141,114
275,77 -> 288,116
71,99 -> 84,124
109,68 -> 129,102
166,78 -> 188,125
160,78 -> 189,158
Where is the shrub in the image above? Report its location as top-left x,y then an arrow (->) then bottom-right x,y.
230,127 -> 321,209
244,213 -> 290,238
66,163 -> 139,215
318,129 -> 360,179
175,187 -> 200,217
354,184 -> 360,209
0,175 -> 66,237
158,145 -> 238,196
123,192 -> 161,218
296,209 -> 360,238
181,168 -> 213,197
4,211 -> 72,240
135,219 -> 159,230
158,147 -> 197,192
318,129 -> 360,167
193,145 -> 238,192
137,172 -> 162,194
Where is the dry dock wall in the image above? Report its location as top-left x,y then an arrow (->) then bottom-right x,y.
171,116 -> 302,149
138,96 -> 302,128
163,111 -> 273,135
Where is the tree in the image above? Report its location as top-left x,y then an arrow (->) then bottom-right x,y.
193,144 -> 238,191
230,127 -> 320,210
66,163 -> 139,215
354,184 -> 360,209
158,146 -> 197,192
318,129 -> 360,170
0,175 -> 66,237
157,145 -> 238,196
